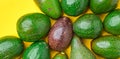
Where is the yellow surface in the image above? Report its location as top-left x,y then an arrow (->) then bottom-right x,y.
0,0 -> 120,59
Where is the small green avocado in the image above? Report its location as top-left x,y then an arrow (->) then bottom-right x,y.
104,9 -> 120,35
92,36 -> 120,59
0,36 -> 24,59
70,36 -> 96,59
23,40 -> 50,59
90,0 -> 118,14
73,14 -> 103,39
17,13 -> 51,42
61,0 -> 88,16
53,52 -> 68,59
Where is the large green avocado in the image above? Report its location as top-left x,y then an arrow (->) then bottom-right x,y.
17,13 -> 51,42
73,14 -> 103,39
23,40 -> 50,59
104,9 -> 120,35
61,0 -> 88,16
92,36 -> 120,59
0,36 -> 24,59
90,0 -> 118,14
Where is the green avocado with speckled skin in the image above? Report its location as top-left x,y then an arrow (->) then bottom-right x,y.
61,0 -> 88,16
17,13 -> 51,42
73,14 -> 103,39
104,9 -> 120,35
90,0 -> 118,14
70,36 -> 96,59
0,36 -> 24,59
34,0 -> 62,19
53,52 -> 68,59
92,36 -> 120,59
23,40 -> 50,59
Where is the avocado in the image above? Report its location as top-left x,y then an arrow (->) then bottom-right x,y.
92,35 -> 120,59
0,36 -> 24,59
17,13 -> 51,42
73,14 -> 103,39
104,9 -> 120,35
70,36 -> 96,59
34,0 -> 62,19
53,52 -> 68,59
48,17 -> 73,51
61,0 -> 88,16
23,40 -> 50,59
90,0 -> 118,14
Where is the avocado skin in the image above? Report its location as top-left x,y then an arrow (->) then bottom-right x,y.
70,36 -> 96,59
90,0 -> 118,14
34,0 -> 62,19
23,40 -> 50,59
17,13 -> 51,42
104,9 -> 120,35
73,14 -> 103,39
53,52 -> 68,59
61,0 -> 88,16
0,36 -> 24,59
92,36 -> 120,59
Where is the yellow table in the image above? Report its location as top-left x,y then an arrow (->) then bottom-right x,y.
0,0 -> 120,59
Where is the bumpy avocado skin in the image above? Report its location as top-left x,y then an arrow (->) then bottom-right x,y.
23,40 -> 50,59
17,13 -> 51,42
92,36 -> 120,59
61,0 -> 88,16
90,0 -> 118,14
73,14 -> 103,39
104,9 -> 120,35
0,36 -> 24,59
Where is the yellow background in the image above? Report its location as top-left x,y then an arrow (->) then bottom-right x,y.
0,0 -> 120,59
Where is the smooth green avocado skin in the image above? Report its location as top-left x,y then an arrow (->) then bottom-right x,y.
0,36 -> 24,59
104,9 -> 120,35
53,52 -> 68,59
92,36 -> 120,59
23,40 -> 50,59
34,0 -> 62,19
90,0 -> 118,14
61,0 -> 88,16
17,13 -> 51,42
73,14 -> 103,39
70,36 -> 96,59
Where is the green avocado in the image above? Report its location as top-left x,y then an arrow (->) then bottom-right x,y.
23,40 -> 50,59
104,9 -> 120,35
17,13 -> 51,42
34,0 -> 62,19
90,0 -> 118,14
73,14 -> 103,39
0,36 -> 24,59
70,36 -> 96,59
92,36 -> 120,59
53,52 -> 68,59
61,0 -> 88,16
